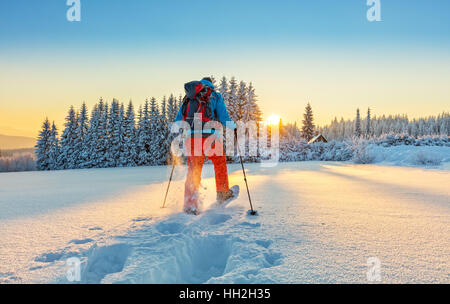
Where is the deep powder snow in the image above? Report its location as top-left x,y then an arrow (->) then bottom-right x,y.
0,156 -> 449,283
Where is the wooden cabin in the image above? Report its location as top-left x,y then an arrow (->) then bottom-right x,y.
308,134 -> 328,144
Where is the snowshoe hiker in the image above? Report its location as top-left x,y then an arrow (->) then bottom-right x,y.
175,77 -> 237,214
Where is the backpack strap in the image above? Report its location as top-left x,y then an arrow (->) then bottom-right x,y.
184,81 -> 204,99
181,96 -> 189,121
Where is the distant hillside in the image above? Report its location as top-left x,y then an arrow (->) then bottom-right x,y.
0,134 -> 36,150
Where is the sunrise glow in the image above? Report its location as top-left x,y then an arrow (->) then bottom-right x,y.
266,114 -> 281,126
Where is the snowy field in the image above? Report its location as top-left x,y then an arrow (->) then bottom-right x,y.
0,150 -> 449,283
368,144 -> 450,168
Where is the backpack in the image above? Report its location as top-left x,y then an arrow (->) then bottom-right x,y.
181,81 -> 215,130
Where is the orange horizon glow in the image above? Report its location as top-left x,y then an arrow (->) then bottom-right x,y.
1,51 -> 450,138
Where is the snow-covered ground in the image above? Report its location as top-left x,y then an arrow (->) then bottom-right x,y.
0,150 -> 449,283
368,144 -> 450,168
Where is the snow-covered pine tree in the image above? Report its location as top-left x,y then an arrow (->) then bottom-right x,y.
339,118 -> 346,140
107,99 -> 122,167
227,77 -> 239,122
285,122 -> 302,139
123,101 -> 137,166
366,107 -> 372,138
218,76 -> 229,104
35,118 -> 52,170
84,100 -> 109,168
233,81 -> 263,161
85,102 -> 100,168
236,81 -> 248,122
48,122 -> 60,170
234,81 -> 252,160
330,117 -> 338,139
441,113 -> 447,136
149,97 -> 162,165
161,96 -> 167,120
137,100 -> 151,166
446,112 -> 450,136
160,115 -> 172,164
247,82 -> 262,122
210,75 -> 217,87
164,94 -> 179,163
177,95 -> 183,113
156,98 -> 171,165
121,103 -> 130,166
75,102 -> 89,168
135,105 -> 143,164
355,108 -> 362,137
166,94 -> 178,122
98,101 -> 110,167
159,96 -> 172,163
301,103 -> 315,141
58,106 -> 78,169
118,103 -> 127,167
440,117 -> 448,136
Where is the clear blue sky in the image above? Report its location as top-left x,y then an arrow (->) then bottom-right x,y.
2,0 -> 450,48
1,0 -> 449,136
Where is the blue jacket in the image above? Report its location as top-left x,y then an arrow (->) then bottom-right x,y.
175,80 -> 236,131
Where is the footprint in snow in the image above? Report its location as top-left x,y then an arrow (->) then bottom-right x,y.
237,221 -> 261,228
8,276 -> 21,282
255,239 -> 272,248
155,221 -> 185,234
69,238 -> 94,245
133,217 -> 152,222
205,213 -> 232,225
35,251 -> 65,263
88,227 -> 103,231
34,248 -> 77,263
263,252 -> 283,266
0,276 -> 21,283
82,243 -> 131,283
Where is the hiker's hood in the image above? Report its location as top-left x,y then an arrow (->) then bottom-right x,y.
200,79 -> 215,90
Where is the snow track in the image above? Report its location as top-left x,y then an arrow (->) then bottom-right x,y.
83,244 -> 132,283
86,207 -> 281,284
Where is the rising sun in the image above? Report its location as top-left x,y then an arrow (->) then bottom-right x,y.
266,114 -> 281,125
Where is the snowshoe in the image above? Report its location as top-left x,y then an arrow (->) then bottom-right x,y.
216,185 -> 240,206
183,206 -> 200,215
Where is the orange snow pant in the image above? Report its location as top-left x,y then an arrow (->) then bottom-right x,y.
184,136 -> 229,209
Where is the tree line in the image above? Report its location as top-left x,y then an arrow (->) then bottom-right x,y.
280,105 -> 449,142
35,77 -> 262,171
34,78 -> 449,172
320,109 -> 449,141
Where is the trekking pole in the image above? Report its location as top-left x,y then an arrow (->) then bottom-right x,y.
235,131 -> 257,215
161,161 -> 176,208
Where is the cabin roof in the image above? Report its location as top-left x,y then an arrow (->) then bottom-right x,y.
308,134 -> 328,144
